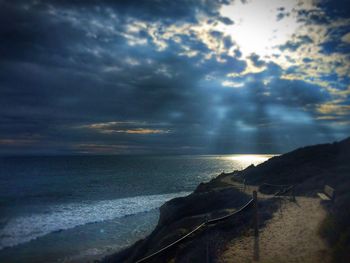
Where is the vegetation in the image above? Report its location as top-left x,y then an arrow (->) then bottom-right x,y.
319,196 -> 350,263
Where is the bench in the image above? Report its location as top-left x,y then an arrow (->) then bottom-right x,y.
317,185 -> 335,201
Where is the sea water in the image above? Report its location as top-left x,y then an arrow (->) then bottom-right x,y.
0,155 -> 273,262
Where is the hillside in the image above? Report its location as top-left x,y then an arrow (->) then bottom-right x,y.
237,137 -> 350,196
102,137 -> 350,263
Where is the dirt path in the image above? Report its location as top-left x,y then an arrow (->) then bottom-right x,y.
220,197 -> 330,263
219,175 -> 272,200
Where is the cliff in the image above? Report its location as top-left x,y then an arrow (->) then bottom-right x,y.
102,137 -> 350,263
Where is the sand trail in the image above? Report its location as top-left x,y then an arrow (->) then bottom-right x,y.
220,197 -> 330,263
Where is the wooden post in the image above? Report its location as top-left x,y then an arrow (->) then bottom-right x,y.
253,191 -> 259,237
292,186 -> 296,202
205,214 -> 209,263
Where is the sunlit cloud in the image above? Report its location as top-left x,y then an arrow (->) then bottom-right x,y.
217,0 -> 350,94
0,139 -> 38,146
221,80 -> 244,88
116,129 -> 170,134
125,57 -> 141,66
80,121 -> 171,135
341,32 -> 350,43
227,58 -> 266,77
317,101 -> 350,116
73,143 -> 149,154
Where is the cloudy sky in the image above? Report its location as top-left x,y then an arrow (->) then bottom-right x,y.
0,0 -> 349,155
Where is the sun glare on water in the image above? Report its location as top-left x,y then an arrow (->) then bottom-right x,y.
223,154 -> 276,167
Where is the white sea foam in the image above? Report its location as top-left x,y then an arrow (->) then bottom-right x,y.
0,192 -> 190,250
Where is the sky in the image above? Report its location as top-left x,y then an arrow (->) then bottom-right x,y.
0,0 -> 349,155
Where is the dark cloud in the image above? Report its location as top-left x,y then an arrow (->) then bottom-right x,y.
0,0 -> 349,155
248,53 -> 265,67
11,0 -> 230,22
279,35 -> 313,51
218,16 -> 234,25
317,0 -> 350,19
276,8 -> 290,22
320,25 -> 350,54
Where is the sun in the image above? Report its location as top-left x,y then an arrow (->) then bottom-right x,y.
218,0 -> 300,59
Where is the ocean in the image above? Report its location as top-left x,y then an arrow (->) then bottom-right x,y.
0,154 -> 273,262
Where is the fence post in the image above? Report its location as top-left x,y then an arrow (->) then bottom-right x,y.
205,214 -> 209,263
253,191 -> 259,237
292,186 -> 296,202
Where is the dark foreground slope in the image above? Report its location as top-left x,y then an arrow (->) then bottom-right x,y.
102,137 -> 350,263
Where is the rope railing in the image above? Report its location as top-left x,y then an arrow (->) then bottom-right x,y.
135,223 -> 206,263
236,178 -> 293,189
273,184 -> 295,197
135,197 -> 254,263
207,198 -> 254,224
134,179 -> 297,263
257,182 -> 296,197
260,183 -> 293,187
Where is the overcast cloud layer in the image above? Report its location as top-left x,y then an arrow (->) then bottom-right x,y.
0,0 -> 349,155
